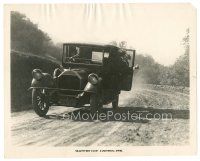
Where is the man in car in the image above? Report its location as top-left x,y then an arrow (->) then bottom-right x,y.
69,47 -> 80,62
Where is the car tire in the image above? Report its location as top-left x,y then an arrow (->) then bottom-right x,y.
90,94 -> 100,112
32,89 -> 49,117
112,95 -> 119,109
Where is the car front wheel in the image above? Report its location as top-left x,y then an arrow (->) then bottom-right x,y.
32,89 -> 49,117
112,95 -> 119,109
90,93 -> 101,112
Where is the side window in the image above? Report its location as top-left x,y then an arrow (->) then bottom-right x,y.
63,45 -> 77,58
63,45 -> 81,62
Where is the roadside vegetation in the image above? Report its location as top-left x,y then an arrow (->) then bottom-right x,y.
11,11 -> 62,61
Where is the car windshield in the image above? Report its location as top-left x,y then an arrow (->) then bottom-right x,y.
63,45 -> 104,64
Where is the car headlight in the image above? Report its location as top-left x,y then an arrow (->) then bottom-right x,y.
32,69 -> 43,80
88,73 -> 99,85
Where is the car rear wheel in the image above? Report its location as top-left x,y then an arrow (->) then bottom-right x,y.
112,95 -> 119,109
32,89 -> 49,117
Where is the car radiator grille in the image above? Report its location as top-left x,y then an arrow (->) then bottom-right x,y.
58,75 -> 80,90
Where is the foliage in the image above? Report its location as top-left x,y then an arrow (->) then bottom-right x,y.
157,28 -> 190,87
133,51 -> 189,87
11,11 -> 62,61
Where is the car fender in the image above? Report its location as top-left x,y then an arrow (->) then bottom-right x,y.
31,73 -> 54,88
84,77 -> 102,93
84,82 -> 97,93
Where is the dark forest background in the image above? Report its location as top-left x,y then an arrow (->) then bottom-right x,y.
10,11 -> 190,111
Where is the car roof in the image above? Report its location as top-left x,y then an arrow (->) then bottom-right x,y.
63,42 -> 119,49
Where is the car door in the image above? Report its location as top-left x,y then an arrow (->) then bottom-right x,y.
120,49 -> 135,91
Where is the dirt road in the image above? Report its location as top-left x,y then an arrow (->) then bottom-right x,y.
11,86 -> 189,146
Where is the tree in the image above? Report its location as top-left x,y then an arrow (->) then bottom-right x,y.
109,41 -> 118,46
172,28 -> 190,86
119,41 -> 127,48
11,11 -> 62,61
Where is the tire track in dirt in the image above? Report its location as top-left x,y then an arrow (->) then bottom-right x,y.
69,121 -> 115,146
99,123 -> 143,146
53,121 -> 112,146
12,107 -> 85,146
14,121 -> 89,146
90,122 -> 124,146
34,122 -> 93,146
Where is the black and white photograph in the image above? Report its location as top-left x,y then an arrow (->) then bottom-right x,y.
4,3 -> 197,157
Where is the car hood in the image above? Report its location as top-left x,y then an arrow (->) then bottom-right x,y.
59,68 -> 89,80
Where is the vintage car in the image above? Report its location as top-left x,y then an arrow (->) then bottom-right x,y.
30,42 -> 139,117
